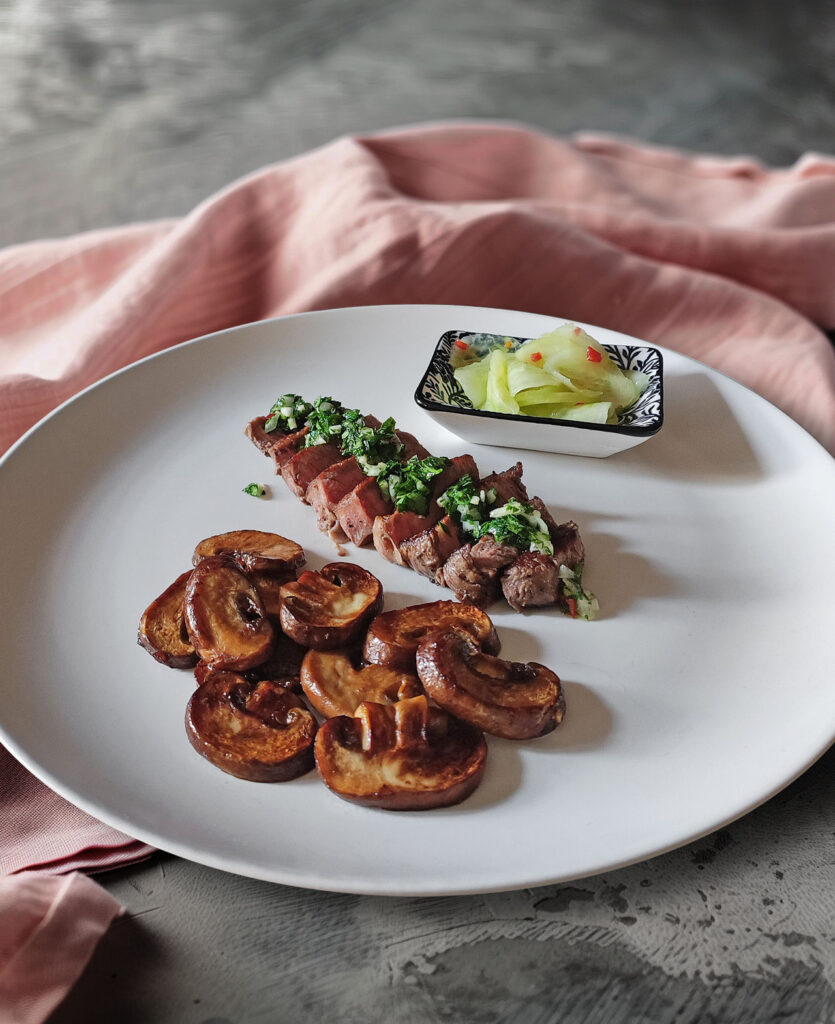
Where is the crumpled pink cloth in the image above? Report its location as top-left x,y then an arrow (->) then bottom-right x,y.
0,746 -> 153,877
2,121 -> 835,1022
0,872 -> 122,1024
1,121 -> 834,457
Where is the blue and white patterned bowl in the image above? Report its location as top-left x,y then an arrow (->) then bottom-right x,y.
414,328 -> 664,458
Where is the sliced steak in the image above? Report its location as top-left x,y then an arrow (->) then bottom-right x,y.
373,454 -> 479,565
306,458 -> 367,533
501,552 -> 561,611
336,478 -> 392,547
281,441 -> 344,500
284,414 -> 386,504
269,427 -> 309,472
401,516 -> 462,583
483,461 -> 529,504
396,430 -> 431,460
246,415 -> 285,455
442,536 -> 518,607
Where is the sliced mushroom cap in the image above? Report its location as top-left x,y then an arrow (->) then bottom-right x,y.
184,556 -> 275,671
300,649 -> 422,718
137,569 -> 197,668
415,631 -> 564,740
315,695 -> 487,810
193,530 -> 305,576
363,600 -> 500,673
186,673 -> 317,782
279,563 -> 383,650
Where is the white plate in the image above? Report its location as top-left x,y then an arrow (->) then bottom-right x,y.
1,305 -> 833,896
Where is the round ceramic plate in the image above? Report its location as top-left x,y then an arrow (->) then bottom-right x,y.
1,305 -> 833,896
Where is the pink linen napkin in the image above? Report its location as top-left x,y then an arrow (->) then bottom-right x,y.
0,746 -> 153,877
1,121 -> 834,1021
2,121 -> 834,459
0,872 -> 123,1024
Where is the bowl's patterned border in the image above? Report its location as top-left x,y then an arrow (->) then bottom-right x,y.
419,330 -> 663,429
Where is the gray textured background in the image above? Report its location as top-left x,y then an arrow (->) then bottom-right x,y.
1,0 -> 833,1021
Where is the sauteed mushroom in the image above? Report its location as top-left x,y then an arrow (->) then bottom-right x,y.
279,563 -> 383,649
363,600 -> 500,673
184,556 -> 274,671
416,630 -> 564,740
186,672 -> 316,782
300,649 -> 422,718
137,569 -> 197,668
193,530 -> 305,576
315,695 -> 487,810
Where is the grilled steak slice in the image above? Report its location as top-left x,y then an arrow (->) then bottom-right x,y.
269,427 -> 309,472
246,415 -> 285,455
442,536 -> 519,606
282,441 -> 344,501
373,455 -> 479,565
483,461 -> 529,505
307,458 -> 367,533
401,516 -> 462,583
396,430 -> 431,460
336,477 -> 393,547
549,518 -> 585,569
305,426 -> 426,536
501,552 -> 561,611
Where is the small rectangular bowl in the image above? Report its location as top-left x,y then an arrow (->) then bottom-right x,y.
414,328 -> 664,458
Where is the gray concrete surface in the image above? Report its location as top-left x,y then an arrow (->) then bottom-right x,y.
1,0 -> 833,1020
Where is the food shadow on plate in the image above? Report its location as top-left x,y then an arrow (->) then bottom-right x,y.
449,738 -> 523,813
525,681 -> 614,754
616,371 -> 763,482
576,520 -> 678,618
493,624 -> 544,663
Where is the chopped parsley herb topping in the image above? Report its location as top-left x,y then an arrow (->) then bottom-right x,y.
481,498 -> 553,555
340,412 -> 404,472
437,475 -> 496,537
437,486 -> 552,555
264,394 -> 313,433
378,455 -> 450,514
303,397 -> 347,447
242,482 -> 267,497
558,563 -> 599,620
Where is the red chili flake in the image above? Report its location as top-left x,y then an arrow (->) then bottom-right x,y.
530,352 -> 543,362
567,597 -> 578,618
573,326 -> 582,336
454,339 -> 468,351
586,346 -> 602,363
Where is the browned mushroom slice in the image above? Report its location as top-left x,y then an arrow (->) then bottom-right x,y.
186,672 -> 317,781
279,563 -> 383,650
193,530 -> 305,576
300,649 -> 422,718
184,556 -> 275,671
137,569 -> 197,668
415,631 -> 564,740
314,695 -> 487,810
139,573 -> 199,667
363,600 -> 500,673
